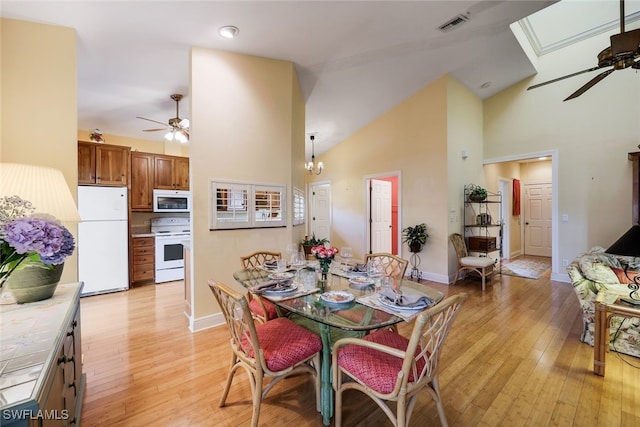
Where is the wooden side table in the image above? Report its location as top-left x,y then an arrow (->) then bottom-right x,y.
593,292 -> 640,376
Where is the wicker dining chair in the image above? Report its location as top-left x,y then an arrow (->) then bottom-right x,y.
209,280 -> 321,427
364,253 -> 409,279
449,233 -> 496,291
332,293 -> 467,427
240,251 -> 282,323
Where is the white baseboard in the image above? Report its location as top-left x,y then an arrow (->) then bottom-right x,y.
551,272 -> 570,283
190,312 -> 225,332
406,270 -> 450,284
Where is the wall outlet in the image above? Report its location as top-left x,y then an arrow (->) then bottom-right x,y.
562,259 -> 569,267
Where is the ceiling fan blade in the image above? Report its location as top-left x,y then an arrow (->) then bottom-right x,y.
563,68 -> 615,101
136,116 -> 169,127
142,128 -> 167,132
527,66 -> 603,91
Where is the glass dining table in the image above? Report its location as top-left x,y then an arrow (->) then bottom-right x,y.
233,265 -> 444,425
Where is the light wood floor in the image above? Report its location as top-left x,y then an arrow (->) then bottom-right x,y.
79,269 -> 640,426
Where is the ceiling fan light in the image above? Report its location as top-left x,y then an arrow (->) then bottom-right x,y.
175,131 -> 188,144
179,118 -> 190,128
164,130 -> 174,141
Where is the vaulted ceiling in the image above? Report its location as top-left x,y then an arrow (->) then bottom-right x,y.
4,1 -> 637,155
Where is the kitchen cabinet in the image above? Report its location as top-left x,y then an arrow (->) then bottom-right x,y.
0,283 -> 85,427
130,152 -> 155,211
78,141 -> 130,186
154,154 -> 189,190
131,236 -> 155,284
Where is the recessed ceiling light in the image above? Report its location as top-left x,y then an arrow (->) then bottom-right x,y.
218,26 -> 239,39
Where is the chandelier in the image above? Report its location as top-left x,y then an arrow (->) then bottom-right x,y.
305,135 -> 324,175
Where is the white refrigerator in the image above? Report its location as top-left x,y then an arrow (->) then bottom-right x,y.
78,186 -> 129,296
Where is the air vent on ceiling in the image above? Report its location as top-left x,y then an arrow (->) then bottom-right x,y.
438,13 -> 471,33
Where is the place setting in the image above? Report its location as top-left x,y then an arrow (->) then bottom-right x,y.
252,268 -> 322,301
319,290 -> 356,309
357,279 -> 436,321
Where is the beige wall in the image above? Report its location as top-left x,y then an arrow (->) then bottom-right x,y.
307,76 -> 459,281
484,25 -> 640,268
189,48 -> 304,325
1,18 -> 79,285
446,76 -> 485,278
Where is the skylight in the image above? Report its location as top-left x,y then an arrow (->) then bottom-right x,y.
519,0 -> 640,56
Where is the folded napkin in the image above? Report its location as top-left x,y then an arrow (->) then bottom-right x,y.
251,279 -> 292,293
380,289 -> 434,308
349,263 -> 368,273
263,260 -> 278,269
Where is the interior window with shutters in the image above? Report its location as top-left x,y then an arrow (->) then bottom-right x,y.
211,180 -> 286,229
254,185 -> 283,223
293,187 -> 305,226
213,183 -> 249,228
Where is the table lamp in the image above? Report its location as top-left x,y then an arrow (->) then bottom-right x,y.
0,162 -> 81,222
606,224 -> 640,302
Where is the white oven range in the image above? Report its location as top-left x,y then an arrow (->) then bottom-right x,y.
151,217 -> 191,283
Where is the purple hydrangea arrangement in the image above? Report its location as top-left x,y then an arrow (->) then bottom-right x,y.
0,196 -> 76,285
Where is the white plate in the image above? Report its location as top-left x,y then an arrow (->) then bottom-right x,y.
261,282 -> 297,295
268,272 -> 295,280
377,294 -> 428,311
320,291 -> 355,304
348,277 -> 375,287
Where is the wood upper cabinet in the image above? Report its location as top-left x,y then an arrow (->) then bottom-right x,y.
154,154 -> 189,190
130,152 -> 189,211
78,141 -> 130,186
130,152 -> 155,211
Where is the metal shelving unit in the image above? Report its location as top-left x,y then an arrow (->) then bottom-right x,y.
463,185 -> 503,270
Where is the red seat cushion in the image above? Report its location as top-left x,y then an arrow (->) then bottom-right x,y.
242,317 -> 322,372
337,329 -> 426,394
248,296 -> 279,320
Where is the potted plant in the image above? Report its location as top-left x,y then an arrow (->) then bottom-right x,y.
466,184 -> 487,202
402,223 -> 428,253
301,233 -> 329,256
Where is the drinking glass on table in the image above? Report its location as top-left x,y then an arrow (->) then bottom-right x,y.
367,262 -> 384,287
340,246 -> 353,271
276,259 -> 287,273
285,243 -> 298,261
290,251 -> 307,278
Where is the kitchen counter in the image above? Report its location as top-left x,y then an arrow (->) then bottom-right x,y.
132,232 -> 155,238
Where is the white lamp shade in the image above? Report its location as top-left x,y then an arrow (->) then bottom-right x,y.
0,163 -> 81,222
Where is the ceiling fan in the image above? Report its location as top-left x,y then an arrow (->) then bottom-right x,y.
527,0 -> 640,101
137,94 -> 190,142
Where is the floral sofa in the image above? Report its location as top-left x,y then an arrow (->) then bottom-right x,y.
567,247 -> 640,358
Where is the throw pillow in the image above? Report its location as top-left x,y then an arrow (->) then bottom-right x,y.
611,266 -> 640,284
579,254 -> 620,284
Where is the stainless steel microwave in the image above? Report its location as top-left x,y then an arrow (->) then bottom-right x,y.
153,190 -> 191,213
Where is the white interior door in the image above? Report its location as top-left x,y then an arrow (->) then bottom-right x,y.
371,179 -> 392,253
499,179 -> 510,260
524,183 -> 552,256
310,183 -> 331,242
